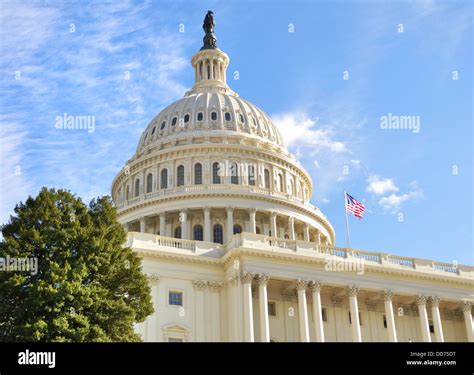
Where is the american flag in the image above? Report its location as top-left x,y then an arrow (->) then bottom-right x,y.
345,192 -> 365,220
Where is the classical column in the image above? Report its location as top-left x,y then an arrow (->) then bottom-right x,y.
179,209 -> 188,239
227,275 -> 240,341
288,216 -> 295,240
193,280 -> 207,341
429,297 -> 444,342
416,295 -> 431,342
255,273 -> 270,342
249,208 -> 256,234
209,282 -> 223,341
270,211 -> 277,238
303,224 -> 310,242
461,300 -> 473,342
226,207 -> 234,243
203,207 -> 211,242
159,212 -> 166,236
241,272 -> 255,342
308,281 -> 325,342
296,279 -> 310,342
146,274 -> 160,341
383,290 -> 398,342
139,217 -> 146,233
316,231 -> 321,251
348,286 -> 362,342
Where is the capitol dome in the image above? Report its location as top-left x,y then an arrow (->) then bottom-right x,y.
112,22 -> 335,247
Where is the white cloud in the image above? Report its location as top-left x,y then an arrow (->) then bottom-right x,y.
272,112 -> 347,152
366,175 -> 399,195
378,191 -> 423,214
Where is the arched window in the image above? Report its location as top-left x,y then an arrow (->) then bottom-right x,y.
278,174 -> 284,192
177,165 -> 185,186
197,112 -> 203,121
160,169 -> 168,189
212,162 -> 221,184
171,117 -> 177,126
230,162 -> 239,185
256,226 -> 261,234
213,224 -> 223,244
184,114 -> 190,123
193,225 -> 203,241
264,169 -> 270,189
284,234 -> 289,239
211,111 -> 217,121
194,163 -> 202,185
224,112 -> 231,121
174,226 -> 181,239
146,173 -> 153,193
160,121 -> 166,130
134,179 -> 140,197
233,224 -> 242,235
248,165 -> 255,186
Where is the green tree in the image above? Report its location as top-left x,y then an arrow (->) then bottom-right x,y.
0,188 -> 153,342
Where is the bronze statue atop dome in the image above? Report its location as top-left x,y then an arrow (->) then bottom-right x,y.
201,10 -> 217,50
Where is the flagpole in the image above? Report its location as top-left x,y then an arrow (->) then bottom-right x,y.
344,191 -> 351,249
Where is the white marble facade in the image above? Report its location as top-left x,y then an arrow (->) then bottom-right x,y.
112,33 -> 474,343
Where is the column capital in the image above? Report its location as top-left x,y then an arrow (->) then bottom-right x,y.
308,281 -> 323,292
146,273 -> 160,283
159,211 -> 166,217
332,295 -> 343,307
139,216 -> 146,222
281,291 -> 295,301
193,280 -> 207,291
461,300 -> 472,312
249,207 -> 257,214
365,300 -> 378,311
429,296 -> 441,308
270,211 -> 277,218
226,206 -> 234,214
180,208 -> 187,214
203,206 -> 211,213
416,295 -> 428,306
383,289 -> 394,302
208,281 -> 223,292
347,285 -> 360,297
228,275 -> 240,286
255,273 -> 270,286
288,216 -> 295,223
241,271 -> 254,284
296,279 -> 307,291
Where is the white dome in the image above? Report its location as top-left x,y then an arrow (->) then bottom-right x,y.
137,91 -> 285,154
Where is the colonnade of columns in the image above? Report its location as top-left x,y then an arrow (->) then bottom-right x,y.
127,207 -> 331,246
231,273 -> 474,343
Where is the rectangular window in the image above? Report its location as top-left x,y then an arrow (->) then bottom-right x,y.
429,320 -> 434,334
322,307 -> 327,322
169,291 -> 183,306
348,311 -> 362,325
268,302 -> 277,316
383,315 -> 387,328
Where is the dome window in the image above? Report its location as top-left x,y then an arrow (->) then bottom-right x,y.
143,134 -> 148,144
252,117 -> 257,126
211,111 -> 218,121
224,112 -> 231,122
171,117 -> 177,126
197,112 -> 203,121
184,114 -> 190,123
239,114 -> 245,124
160,121 -> 166,130
151,126 -> 156,135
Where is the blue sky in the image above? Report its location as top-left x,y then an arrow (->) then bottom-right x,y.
1,0 -> 472,265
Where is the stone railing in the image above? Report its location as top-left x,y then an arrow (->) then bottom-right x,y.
126,231 -> 473,278
127,231 -> 225,258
